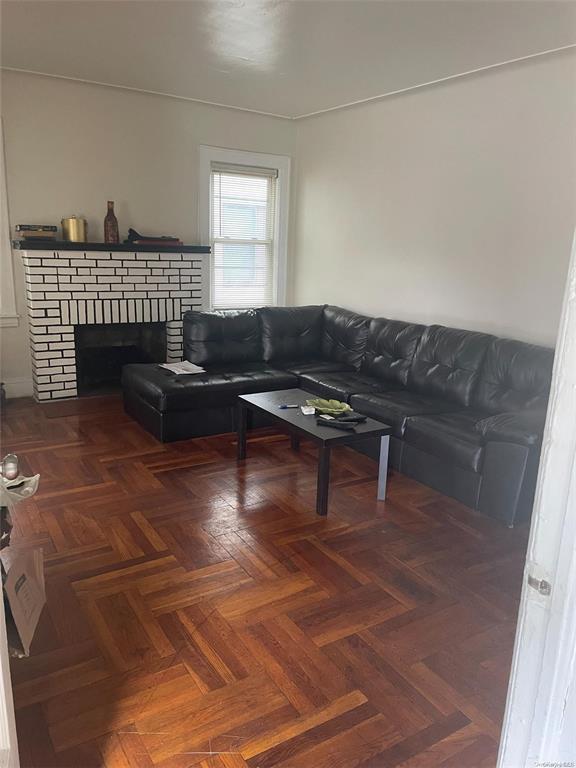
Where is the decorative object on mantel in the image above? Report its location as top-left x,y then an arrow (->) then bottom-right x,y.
61,216 -> 87,242
125,227 -> 183,246
104,201 -> 120,244
15,224 -> 57,241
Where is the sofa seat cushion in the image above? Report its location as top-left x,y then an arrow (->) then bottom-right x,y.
280,359 -> 355,376
350,391 -> 459,437
122,363 -> 297,413
299,371 -> 394,403
404,411 -> 487,472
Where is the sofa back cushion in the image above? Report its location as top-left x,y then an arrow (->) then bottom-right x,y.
183,309 -> 261,366
322,306 -> 370,369
361,318 -> 425,386
473,338 -> 554,414
409,325 -> 493,406
260,305 -> 324,362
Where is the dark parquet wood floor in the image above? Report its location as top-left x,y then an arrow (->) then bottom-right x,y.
1,395 -> 529,768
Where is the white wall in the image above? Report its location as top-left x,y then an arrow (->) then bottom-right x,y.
293,51 -> 576,346
0,71 -> 296,393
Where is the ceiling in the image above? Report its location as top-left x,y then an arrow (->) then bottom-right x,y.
1,1 -> 575,119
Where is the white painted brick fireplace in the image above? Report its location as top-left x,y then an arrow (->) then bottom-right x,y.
19,245 -> 209,401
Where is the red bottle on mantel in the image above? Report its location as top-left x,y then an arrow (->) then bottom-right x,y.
104,200 -> 119,243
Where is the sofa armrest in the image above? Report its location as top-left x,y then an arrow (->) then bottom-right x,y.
475,409 -> 547,447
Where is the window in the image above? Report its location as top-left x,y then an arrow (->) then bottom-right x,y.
199,147 -> 290,310
211,165 -> 277,309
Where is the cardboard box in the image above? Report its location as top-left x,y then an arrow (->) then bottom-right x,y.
1,548 -> 46,657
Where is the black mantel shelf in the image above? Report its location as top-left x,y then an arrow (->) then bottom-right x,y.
13,240 -> 210,254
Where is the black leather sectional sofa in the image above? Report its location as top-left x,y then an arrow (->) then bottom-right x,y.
122,305 -> 554,526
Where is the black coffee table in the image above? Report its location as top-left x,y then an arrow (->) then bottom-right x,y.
237,389 -> 392,516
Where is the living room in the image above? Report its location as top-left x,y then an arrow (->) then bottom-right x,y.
0,2 -> 575,767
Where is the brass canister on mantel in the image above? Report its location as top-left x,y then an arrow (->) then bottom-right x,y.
61,216 -> 87,242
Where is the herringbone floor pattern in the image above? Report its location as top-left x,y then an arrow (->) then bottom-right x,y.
1,395 -> 528,767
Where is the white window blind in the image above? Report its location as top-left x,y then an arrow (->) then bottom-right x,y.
210,163 -> 278,309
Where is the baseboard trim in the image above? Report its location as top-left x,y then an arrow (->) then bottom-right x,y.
2,378 -> 33,399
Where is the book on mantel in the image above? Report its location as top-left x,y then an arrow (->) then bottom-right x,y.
17,233 -> 58,240
16,225 -> 57,232
15,224 -> 58,240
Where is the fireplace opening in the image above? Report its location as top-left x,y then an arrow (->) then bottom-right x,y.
75,322 -> 166,395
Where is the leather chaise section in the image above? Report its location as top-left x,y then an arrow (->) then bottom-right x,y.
121,363 -> 297,412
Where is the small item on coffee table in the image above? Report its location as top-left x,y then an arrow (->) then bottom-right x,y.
301,405 -> 315,415
306,398 -> 352,416
315,417 -> 356,432
336,412 -> 367,424
278,404 -> 298,409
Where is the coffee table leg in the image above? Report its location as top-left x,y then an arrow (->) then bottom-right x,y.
316,445 -> 331,516
377,435 -> 390,500
290,433 -> 300,451
237,403 -> 248,461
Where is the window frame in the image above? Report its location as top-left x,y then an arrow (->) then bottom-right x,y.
199,146 -> 290,310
